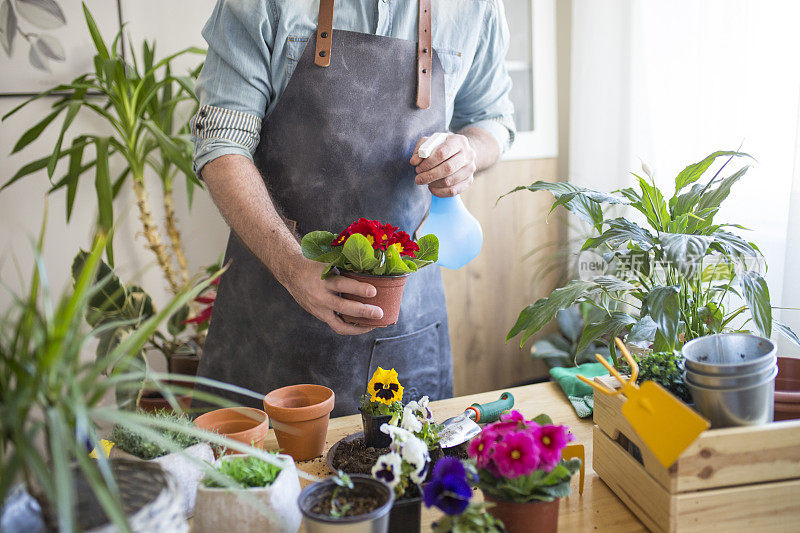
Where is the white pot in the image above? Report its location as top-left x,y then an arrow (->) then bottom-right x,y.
152,443 -> 215,517
193,454 -> 302,533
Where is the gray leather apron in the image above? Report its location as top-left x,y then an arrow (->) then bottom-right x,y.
196,1 -> 453,417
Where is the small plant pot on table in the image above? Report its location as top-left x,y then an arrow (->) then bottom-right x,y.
193,407 -> 270,457
263,384 -> 335,462
298,474 -> 394,533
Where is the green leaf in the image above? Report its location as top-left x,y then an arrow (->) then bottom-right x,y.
738,271 -> 772,338
83,3 -> 110,60
71,250 -> 127,326
775,321 -> 800,347
47,92 -> 86,177
2,139 -> 91,192
94,137 -> 114,264
415,233 -> 439,262
65,136 -> 88,221
507,280 -> 600,346
659,233 -> 713,277
627,315 -> 658,343
674,150 -> 751,192
301,231 -> 336,261
701,262 -> 734,282
342,234 -> 379,272
167,305 -> 190,336
384,245 -> 412,275
582,218 -> 655,251
531,338 -> 570,360
593,275 -> 636,292
532,413 -> 554,425
646,286 -> 681,349
631,176 -> 670,232
695,166 -> 749,215
575,312 -> 636,354
711,230 -> 758,261
11,105 -> 66,154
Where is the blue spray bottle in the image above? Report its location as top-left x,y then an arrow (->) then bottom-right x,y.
416,133 -> 483,270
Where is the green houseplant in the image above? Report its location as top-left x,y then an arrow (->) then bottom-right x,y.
1,3 -> 204,294
301,218 -> 438,327
194,454 -> 302,533
502,151 -> 800,365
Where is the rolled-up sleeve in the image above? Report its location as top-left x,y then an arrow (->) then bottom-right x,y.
449,2 -> 516,153
191,0 -> 274,175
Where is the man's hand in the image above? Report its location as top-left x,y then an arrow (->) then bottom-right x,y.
410,133 -> 477,198
283,258 -> 384,335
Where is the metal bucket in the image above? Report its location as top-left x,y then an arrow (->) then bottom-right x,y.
686,365 -> 777,428
685,357 -> 776,388
682,334 -> 776,375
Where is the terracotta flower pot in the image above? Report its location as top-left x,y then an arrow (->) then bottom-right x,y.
482,492 -> 560,533
360,408 -> 392,448
263,384 -> 335,462
138,383 -> 192,414
339,272 -> 409,327
775,357 -> 800,421
194,454 -> 302,533
194,407 -> 270,457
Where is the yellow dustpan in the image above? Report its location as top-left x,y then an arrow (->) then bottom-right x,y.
578,338 -> 710,468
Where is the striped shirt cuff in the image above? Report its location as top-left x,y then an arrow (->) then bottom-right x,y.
190,105 -> 262,152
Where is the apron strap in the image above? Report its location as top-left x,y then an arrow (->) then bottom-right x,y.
314,0 -> 433,109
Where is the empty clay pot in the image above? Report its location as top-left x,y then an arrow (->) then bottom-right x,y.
775,357 -> 800,421
482,492 -> 560,533
339,272 -> 409,327
263,384 -> 335,462
194,407 -> 270,456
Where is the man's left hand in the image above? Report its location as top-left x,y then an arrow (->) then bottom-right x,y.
410,133 -> 477,198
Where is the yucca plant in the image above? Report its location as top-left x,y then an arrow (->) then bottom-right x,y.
0,226 -> 293,531
1,2 -> 204,293
502,151 -> 799,364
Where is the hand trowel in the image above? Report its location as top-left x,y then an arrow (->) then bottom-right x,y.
438,392 -> 515,448
578,338 -> 710,468
416,132 -> 484,270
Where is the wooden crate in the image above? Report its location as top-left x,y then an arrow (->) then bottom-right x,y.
592,376 -> 800,532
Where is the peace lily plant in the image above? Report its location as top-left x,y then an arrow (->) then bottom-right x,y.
502,150 -> 800,365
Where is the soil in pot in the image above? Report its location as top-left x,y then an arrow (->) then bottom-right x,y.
361,409 -> 392,448
339,272 -> 408,327
483,493 -> 560,533
262,384 -> 335,461
193,407 -> 270,456
389,486 -> 422,533
331,436 -> 389,474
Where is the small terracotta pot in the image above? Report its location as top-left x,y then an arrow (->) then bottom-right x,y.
138,384 -> 192,414
194,407 -> 270,457
775,357 -> 800,421
263,384 -> 335,462
360,408 -> 392,448
483,492 -> 560,533
339,271 -> 409,327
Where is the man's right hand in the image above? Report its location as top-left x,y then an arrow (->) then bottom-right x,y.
283,259 -> 383,335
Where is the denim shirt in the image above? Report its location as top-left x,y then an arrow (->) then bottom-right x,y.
191,0 -> 516,174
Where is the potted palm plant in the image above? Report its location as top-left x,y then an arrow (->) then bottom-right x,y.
0,231 -> 221,531
298,471 -> 395,533
468,411 -> 581,533
194,454 -> 302,533
501,151 -> 800,369
301,218 -> 438,326
109,410 -> 215,517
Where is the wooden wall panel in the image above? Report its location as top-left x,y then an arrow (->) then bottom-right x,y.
442,158 -> 565,396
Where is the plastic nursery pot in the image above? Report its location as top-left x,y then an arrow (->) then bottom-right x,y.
388,494 -> 422,533
298,474 -> 394,533
193,454 -> 302,533
339,272 -> 409,327
137,382 -> 192,414
193,407 -> 270,457
360,408 -> 392,449
775,357 -> 800,421
482,492 -> 560,533
263,384 -> 335,462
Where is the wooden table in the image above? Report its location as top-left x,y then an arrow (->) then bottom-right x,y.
263,382 -> 647,532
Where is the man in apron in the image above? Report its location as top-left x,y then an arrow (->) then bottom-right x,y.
191,0 -> 515,416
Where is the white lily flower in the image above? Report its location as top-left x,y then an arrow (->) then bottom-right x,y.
371,452 -> 403,488
400,404 -> 423,433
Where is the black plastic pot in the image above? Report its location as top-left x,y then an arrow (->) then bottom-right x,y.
389,495 -> 422,533
360,408 -> 392,448
298,474 -> 394,533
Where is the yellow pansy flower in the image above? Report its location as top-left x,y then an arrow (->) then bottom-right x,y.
367,367 -> 404,405
89,439 -> 115,459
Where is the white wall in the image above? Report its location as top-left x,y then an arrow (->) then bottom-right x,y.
0,0 -> 224,311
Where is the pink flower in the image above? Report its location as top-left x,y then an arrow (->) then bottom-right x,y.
533,425 -> 574,468
467,431 -> 495,469
500,410 -> 525,423
493,431 -> 540,478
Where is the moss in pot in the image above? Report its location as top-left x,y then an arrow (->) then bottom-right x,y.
299,471 -> 394,532
301,218 -> 439,327
194,453 -> 302,533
